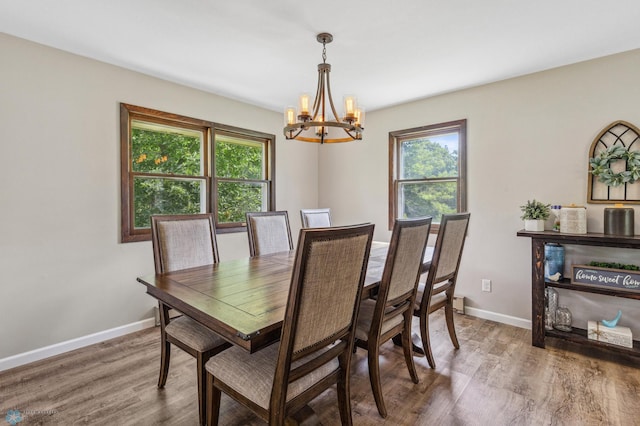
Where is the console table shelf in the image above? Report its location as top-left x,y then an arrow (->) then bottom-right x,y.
546,327 -> 640,356
546,279 -> 640,300
517,230 -> 640,357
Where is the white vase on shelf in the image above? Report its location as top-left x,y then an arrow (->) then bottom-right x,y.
524,219 -> 545,231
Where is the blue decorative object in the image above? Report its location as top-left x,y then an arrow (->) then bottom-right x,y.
602,310 -> 622,328
5,410 -> 23,425
544,243 -> 565,281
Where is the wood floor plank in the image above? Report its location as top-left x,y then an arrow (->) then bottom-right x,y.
1,311 -> 639,425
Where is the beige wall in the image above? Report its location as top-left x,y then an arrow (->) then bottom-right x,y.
3,30 -> 640,361
0,34 -> 319,359
320,48 -> 640,333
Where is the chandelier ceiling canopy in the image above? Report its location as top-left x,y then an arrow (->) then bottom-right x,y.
284,33 -> 364,144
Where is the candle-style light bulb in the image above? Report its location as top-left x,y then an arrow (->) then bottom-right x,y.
355,107 -> 365,128
299,93 -> 310,118
343,95 -> 357,119
285,107 -> 296,126
315,115 -> 326,136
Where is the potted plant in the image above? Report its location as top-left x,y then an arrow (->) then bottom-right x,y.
520,199 -> 550,231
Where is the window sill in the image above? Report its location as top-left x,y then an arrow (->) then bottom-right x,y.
216,225 -> 247,234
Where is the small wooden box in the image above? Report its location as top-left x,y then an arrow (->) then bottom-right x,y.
571,265 -> 640,293
587,320 -> 633,348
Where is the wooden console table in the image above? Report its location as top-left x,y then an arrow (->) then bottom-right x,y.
517,230 -> 640,356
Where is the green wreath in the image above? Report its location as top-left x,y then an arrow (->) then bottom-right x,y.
589,145 -> 640,186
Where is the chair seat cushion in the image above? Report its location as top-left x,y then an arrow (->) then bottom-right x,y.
205,342 -> 339,410
355,299 -> 403,341
415,282 -> 447,311
165,316 -> 227,352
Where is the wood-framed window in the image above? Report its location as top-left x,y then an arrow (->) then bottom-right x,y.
120,103 -> 275,242
213,125 -> 275,233
389,119 -> 467,232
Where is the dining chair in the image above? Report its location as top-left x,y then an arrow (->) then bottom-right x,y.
354,217 -> 432,418
245,211 -> 294,256
300,207 -> 332,228
151,213 -> 231,425
204,223 -> 375,426
413,212 -> 470,369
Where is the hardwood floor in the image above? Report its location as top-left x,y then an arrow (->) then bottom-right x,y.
2,311 -> 639,425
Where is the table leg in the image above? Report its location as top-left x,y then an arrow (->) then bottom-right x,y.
287,405 -> 320,425
392,333 -> 425,356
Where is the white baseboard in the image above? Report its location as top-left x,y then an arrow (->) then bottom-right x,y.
0,309 -> 530,373
0,318 -> 156,373
464,307 -> 531,330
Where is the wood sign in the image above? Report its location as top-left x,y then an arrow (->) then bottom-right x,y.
571,265 -> 640,293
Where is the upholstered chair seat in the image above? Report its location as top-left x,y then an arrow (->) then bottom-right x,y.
206,343 -> 338,410
414,283 -> 448,311
165,316 -> 227,352
355,299 -> 403,341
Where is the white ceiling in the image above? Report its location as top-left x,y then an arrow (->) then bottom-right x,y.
2,0 -> 640,113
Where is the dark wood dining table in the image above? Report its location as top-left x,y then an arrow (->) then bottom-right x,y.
137,242 -> 433,353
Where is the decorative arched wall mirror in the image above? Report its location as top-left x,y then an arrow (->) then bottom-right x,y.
588,120 -> 640,204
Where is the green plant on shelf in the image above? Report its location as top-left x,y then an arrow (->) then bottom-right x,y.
588,261 -> 640,271
520,199 -> 551,220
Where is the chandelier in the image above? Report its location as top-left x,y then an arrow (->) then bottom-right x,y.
284,33 -> 364,144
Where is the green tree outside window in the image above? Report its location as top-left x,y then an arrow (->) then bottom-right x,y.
399,137 -> 459,220
131,122 -> 205,229
215,136 -> 268,224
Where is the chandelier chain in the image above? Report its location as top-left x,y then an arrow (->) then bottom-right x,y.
322,43 -> 327,63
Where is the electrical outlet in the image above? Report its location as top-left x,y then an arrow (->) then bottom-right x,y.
482,279 -> 491,292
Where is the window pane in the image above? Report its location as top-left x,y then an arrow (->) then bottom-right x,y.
132,120 -> 203,176
133,177 -> 205,228
399,181 -> 457,222
215,136 -> 264,180
400,132 -> 459,179
217,181 -> 267,224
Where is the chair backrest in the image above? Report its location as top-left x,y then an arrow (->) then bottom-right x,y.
383,218 -> 433,301
430,213 -> 470,282
300,208 -> 332,228
371,218 -> 432,334
151,213 -> 219,273
420,213 -> 470,308
245,211 -> 294,257
271,223 -> 375,414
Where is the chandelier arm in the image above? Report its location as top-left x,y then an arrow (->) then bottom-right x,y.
288,128 -> 305,140
324,68 -> 342,123
321,76 -> 326,124
311,67 -> 324,120
342,128 -> 361,140
284,123 -> 308,140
